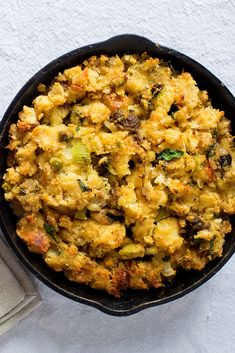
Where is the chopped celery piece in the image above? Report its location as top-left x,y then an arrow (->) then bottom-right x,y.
72,141 -> 90,164
74,209 -> 87,220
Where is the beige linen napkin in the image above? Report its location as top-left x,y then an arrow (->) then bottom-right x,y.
0,234 -> 41,335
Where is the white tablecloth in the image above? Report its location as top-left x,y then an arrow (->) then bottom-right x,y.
0,0 -> 235,352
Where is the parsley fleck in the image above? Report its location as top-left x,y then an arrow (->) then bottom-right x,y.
157,149 -> 184,162
43,223 -> 59,243
78,179 -> 90,192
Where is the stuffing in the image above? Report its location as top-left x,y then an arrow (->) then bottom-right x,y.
3,53 -> 234,297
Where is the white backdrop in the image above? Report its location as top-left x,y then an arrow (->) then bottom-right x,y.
0,1 -> 235,352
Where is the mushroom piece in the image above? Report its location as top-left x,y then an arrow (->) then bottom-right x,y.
111,110 -> 140,133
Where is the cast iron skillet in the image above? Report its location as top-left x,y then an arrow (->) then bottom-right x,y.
0,34 -> 235,316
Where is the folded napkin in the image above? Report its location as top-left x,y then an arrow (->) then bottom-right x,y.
0,234 -> 41,335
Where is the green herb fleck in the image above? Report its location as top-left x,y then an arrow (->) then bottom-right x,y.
78,179 -> 90,192
209,239 -> 214,251
156,206 -> 171,223
151,83 -> 163,99
157,149 -> 184,162
43,223 -> 60,243
212,129 -> 218,141
152,90 -> 161,99
206,147 -> 215,158
209,236 -> 216,251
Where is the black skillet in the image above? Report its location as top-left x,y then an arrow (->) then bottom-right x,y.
0,34 -> 234,316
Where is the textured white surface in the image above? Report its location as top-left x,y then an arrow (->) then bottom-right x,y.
0,0 -> 235,352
